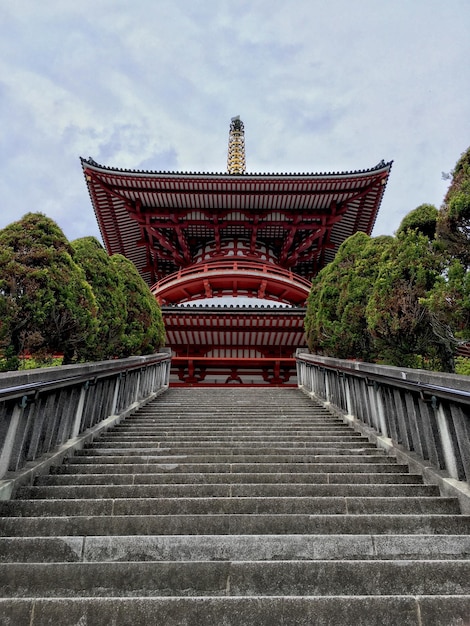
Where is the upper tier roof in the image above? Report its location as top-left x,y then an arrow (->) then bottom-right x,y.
82,158 -> 392,285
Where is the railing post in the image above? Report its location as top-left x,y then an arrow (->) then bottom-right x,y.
71,382 -> 89,439
375,386 -> 388,438
111,374 -> 121,416
0,399 -> 26,478
324,370 -> 331,403
436,403 -> 459,479
134,370 -> 142,403
345,377 -> 353,417
164,359 -> 171,387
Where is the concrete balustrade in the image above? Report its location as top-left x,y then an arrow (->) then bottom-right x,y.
0,352 -> 171,498
296,351 -> 470,508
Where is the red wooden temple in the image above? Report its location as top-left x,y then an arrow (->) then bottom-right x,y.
82,119 -> 391,385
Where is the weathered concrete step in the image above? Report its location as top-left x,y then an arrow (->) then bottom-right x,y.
70,453 -> 392,464
95,430 -> 368,446
2,513 -> 469,537
119,413 -> 343,420
163,412 -> 327,416
113,419 -> 348,437
134,415 -> 330,420
110,416 -> 354,424
2,534 -> 469,563
37,471 -> 425,486
80,446 -> 382,457
18,483 -> 440,500
107,430 -> 358,439
145,397 -> 316,403
51,461 -> 412,474
147,400 -> 319,404
2,560 -> 470,597
129,414 -> 330,419
90,437 -> 376,452
144,397 -> 316,402
82,424 -> 368,439
0,496 -> 460,517
1,595 -> 469,626
151,412 -> 330,416
141,403 -> 322,409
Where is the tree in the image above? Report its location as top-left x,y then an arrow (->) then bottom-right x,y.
396,203 -> 438,240
111,254 -> 165,357
72,237 -> 126,360
436,146 -> 470,269
431,147 -> 470,347
0,213 -> 97,368
305,224 -> 455,371
305,232 -> 393,361
426,259 -> 470,344
366,230 -> 454,371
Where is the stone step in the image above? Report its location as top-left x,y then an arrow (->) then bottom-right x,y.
2,534 -> 469,563
86,433 -> 375,442
110,425 -> 356,433
69,453 -> 393,464
132,412 -> 328,418
50,461 -> 412,474
2,514 -> 469,537
2,385 -> 468,625
135,415 -> 330,420
36,471 -> 425,486
94,431 -> 368,447
17,483 -> 440,500
78,446 -> 383,456
0,496 -> 460,517
2,560 -> 470,598
81,426 -> 371,438
1,595 -> 469,626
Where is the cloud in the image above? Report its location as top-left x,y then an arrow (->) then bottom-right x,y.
0,0 -> 469,244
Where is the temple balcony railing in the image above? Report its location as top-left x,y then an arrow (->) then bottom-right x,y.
0,352 -> 171,499
296,350 -> 470,510
151,259 -> 311,306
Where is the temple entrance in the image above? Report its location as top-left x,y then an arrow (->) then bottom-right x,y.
82,119 -> 391,385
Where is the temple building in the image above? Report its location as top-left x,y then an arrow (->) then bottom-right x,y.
82,118 -> 392,385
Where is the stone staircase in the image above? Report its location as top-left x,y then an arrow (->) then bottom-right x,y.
1,387 -> 469,625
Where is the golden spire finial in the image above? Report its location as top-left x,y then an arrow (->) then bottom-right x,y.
227,116 -> 246,175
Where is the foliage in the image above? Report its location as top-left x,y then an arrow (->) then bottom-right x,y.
430,147 -> 470,350
396,203 -> 438,240
110,254 -> 165,357
436,147 -> 470,269
366,231 -> 454,371
455,357 -> 470,376
305,146 -> 470,373
72,237 -> 127,360
305,232 -> 393,361
425,259 -> 470,343
0,213 -> 97,369
305,227 -> 455,372
18,356 -> 63,370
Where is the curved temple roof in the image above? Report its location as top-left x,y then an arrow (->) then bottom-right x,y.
81,158 -> 392,286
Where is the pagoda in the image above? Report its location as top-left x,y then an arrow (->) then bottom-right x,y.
82,118 -> 392,385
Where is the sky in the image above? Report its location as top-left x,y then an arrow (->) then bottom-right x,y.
1,0 -> 469,245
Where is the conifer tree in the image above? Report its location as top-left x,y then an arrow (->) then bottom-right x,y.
0,213 -> 97,368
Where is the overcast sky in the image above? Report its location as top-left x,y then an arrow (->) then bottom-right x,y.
1,0 -> 469,244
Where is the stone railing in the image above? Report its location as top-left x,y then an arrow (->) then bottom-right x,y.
296,351 -> 470,488
0,352 -> 171,498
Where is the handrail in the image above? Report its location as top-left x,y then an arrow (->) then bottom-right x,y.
0,353 -> 168,403
151,259 -> 312,291
296,351 -> 470,486
0,353 -> 171,495
297,353 -> 470,406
